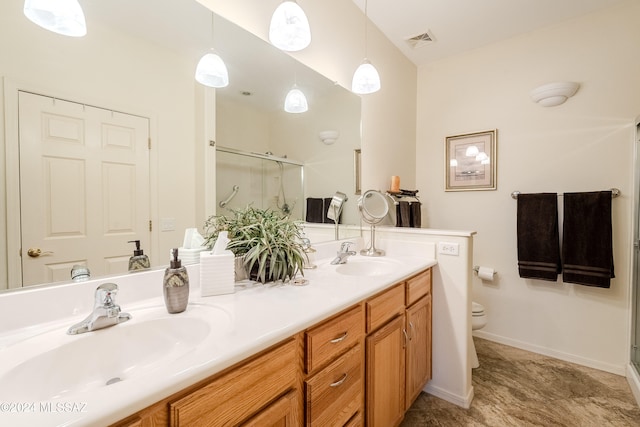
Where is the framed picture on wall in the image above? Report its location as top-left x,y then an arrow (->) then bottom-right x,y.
445,129 -> 497,191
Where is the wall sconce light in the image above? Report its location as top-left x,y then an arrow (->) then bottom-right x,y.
319,130 -> 340,145
530,82 -> 579,107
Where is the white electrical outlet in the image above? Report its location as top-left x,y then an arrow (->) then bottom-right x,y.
161,218 -> 176,232
438,242 -> 459,256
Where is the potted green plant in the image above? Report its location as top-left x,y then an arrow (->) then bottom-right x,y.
204,207 -> 306,283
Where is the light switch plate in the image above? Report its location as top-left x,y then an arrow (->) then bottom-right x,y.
161,218 -> 175,232
438,242 -> 459,256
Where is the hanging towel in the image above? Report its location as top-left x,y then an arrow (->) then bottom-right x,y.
410,202 -> 422,228
517,193 -> 561,281
305,198 -> 324,223
396,201 -> 411,227
562,191 -> 614,288
324,197 -> 341,224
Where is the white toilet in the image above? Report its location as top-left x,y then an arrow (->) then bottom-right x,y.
471,301 -> 488,368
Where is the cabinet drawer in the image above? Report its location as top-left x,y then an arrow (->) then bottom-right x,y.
344,411 -> 364,427
306,305 -> 363,373
169,339 -> 297,426
366,283 -> 404,333
305,343 -> 363,427
406,268 -> 431,307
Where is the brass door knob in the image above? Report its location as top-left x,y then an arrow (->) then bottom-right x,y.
27,248 -> 54,258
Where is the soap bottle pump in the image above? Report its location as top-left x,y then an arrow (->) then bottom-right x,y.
128,240 -> 150,272
164,248 -> 189,313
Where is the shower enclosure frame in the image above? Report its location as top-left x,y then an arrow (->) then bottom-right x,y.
631,116 -> 640,374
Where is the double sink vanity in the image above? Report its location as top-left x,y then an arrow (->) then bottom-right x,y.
0,239 -> 436,426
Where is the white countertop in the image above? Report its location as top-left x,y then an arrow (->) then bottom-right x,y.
0,239 -> 436,426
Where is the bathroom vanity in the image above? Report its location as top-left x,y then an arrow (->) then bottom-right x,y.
0,239 -> 437,427
111,267 -> 432,427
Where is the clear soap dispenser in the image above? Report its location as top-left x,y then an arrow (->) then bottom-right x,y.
128,240 -> 150,272
164,248 -> 189,313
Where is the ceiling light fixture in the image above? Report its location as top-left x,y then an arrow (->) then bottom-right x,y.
23,0 -> 87,37
530,82 -> 579,107
284,84 -> 308,113
352,0 -> 380,95
269,0 -> 311,52
195,13 -> 229,88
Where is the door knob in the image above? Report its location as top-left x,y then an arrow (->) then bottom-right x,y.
27,248 -> 54,258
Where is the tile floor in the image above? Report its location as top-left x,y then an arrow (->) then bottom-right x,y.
401,338 -> 640,426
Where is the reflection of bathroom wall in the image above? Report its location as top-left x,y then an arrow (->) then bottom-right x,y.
216,151 -> 303,219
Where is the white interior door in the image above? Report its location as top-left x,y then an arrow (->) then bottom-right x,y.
18,91 -> 150,286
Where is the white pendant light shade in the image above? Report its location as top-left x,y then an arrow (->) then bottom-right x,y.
23,0 -> 87,37
352,59 -> 381,95
195,50 -> 229,88
269,1 -> 311,52
284,86 -> 308,113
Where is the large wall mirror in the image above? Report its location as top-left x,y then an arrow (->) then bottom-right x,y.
0,0 -> 361,292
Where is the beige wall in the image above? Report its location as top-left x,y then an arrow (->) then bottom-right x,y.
197,0 -> 418,197
417,0 -> 640,373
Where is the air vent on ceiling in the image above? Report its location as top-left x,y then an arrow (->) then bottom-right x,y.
405,30 -> 436,49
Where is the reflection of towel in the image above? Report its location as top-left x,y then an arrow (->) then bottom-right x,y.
517,193 -> 561,281
306,198 -> 324,223
324,197 -> 341,224
396,201 -> 411,227
410,202 -> 422,228
562,191 -> 614,288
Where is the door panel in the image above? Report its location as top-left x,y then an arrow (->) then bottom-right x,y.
18,92 -> 150,286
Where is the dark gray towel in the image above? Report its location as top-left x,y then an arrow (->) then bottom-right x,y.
396,201 -> 411,227
562,191 -> 614,288
410,202 -> 422,228
305,198 -> 324,223
517,193 -> 561,281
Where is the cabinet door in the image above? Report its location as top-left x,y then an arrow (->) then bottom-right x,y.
405,295 -> 432,409
365,314 -> 406,427
241,390 -> 299,427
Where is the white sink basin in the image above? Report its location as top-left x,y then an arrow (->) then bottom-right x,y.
0,303 -> 230,401
334,257 -> 400,277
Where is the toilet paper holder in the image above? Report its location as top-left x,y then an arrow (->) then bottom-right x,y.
473,266 -> 498,276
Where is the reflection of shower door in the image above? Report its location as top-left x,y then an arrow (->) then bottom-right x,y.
18,92 -> 150,286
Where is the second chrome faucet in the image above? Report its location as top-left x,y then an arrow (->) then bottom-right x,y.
331,242 -> 356,265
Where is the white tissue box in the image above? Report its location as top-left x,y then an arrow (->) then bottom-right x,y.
200,252 -> 235,296
174,247 -> 208,265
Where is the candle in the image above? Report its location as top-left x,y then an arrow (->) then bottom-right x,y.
391,176 -> 400,192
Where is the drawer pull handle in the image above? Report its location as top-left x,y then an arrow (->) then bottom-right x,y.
330,332 -> 348,344
330,373 -> 348,387
409,321 -> 416,340
402,329 -> 409,349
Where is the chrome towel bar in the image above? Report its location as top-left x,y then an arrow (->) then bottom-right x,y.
510,188 -> 620,200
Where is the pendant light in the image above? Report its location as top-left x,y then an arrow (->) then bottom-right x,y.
195,13 -> 229,88
352,0 -> 380,94
284,84 -> 308,113
269,0 -> 311,52
23,0 -> 87,37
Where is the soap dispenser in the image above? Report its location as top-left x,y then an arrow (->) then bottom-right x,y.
163,248 -> 189,313
128,240 -> 150,272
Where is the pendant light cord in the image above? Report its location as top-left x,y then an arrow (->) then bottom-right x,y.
364,0 -> 369,57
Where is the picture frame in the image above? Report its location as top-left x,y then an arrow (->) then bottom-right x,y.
445,129 -> 497,191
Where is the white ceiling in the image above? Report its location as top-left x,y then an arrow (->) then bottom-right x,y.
350,0 -> 627,65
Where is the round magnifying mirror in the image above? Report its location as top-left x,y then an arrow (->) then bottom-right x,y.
359,190 -> 389,224
358,190 -> 389,256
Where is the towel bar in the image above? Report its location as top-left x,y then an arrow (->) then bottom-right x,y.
510,188 -> 620,200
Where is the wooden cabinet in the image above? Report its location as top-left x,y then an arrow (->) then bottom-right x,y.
365,314 -> 406,427
365,268 -> 433,427
241,390 -> 299,427
304,306 -> 364,426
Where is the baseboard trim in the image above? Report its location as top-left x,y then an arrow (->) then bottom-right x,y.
627,364 -> 640,407
423,383 -> 474,409
473,330 -> 625,376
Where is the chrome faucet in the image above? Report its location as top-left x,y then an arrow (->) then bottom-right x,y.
67,283 -> 131,335
331,242 -> 357,265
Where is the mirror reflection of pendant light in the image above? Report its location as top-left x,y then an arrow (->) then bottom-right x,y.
269,0 -> 311,52
23,0 -> 87,37
284,84 -> 308,113
195,13 -> 229,88
352,0 -> 380,94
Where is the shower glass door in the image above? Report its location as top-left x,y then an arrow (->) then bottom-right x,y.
633,121 -> 640,371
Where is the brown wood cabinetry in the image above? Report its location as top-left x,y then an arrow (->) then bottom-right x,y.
113,268 -> 431,427
365,268 -> 433,427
